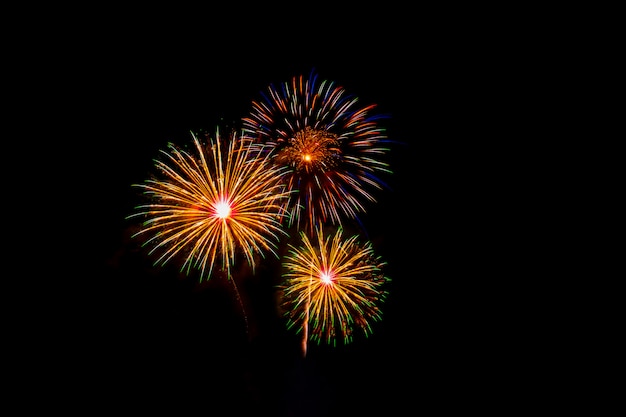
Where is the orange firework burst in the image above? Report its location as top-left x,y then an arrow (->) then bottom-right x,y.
127,128 -> 292,282
279,226 -> 389,354
274,126 -> 340,174
242,70 -> 392,236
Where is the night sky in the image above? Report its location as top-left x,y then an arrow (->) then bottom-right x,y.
44,17 -> 542,415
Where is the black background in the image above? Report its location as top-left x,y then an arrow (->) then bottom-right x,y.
24,9 -> 556,415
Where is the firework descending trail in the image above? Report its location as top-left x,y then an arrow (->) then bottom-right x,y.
279,226 -> 390,356
127,128 -> 292,332
242,70 -> 393,236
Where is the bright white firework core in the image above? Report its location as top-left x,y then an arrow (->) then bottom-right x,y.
215,201 -> 231,219
320,271 -> 333,284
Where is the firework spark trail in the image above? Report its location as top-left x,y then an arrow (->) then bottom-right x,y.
127,128 -> 293,332
280,226 -> 389,354
242,70 -> 393,236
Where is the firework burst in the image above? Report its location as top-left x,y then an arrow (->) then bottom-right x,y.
127,128 -> 292,282
279,226 -> 389,355
242,70 -> 392,235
